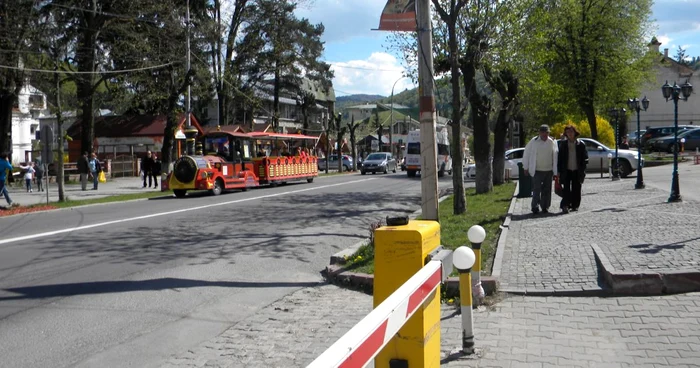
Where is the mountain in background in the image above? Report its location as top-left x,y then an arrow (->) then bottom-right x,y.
335,94 -> 385,110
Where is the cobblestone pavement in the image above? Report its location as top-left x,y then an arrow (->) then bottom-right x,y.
499,176 -> 700,292
162,284 -> 700,367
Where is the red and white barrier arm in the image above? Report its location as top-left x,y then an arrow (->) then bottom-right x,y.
307,260 -> 443,368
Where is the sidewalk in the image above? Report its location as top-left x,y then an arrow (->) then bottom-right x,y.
162,284 -> 700,367
159,170 -> 700,367
1,176 -> 159,207
499,171 -> 700,294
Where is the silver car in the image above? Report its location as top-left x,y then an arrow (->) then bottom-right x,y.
361,152 -> 397,175
580,138 -> 643,178
318,154 -> 353,171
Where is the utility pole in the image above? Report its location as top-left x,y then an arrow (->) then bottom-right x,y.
417,0 -> 439,221
186,0 -> 191,129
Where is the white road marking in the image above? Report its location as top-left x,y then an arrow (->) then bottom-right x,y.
0,178 -> 377,246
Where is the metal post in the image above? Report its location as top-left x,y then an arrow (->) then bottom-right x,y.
45,163 -> 49,205
669,94 -> 681,202
186,0 -> 192,129
459,269 -> 474,354
635,106 -> 645,189
613,113 -> 620,180
417,0 -> 439,221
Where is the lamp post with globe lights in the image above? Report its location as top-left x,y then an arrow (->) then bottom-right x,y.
608,107 -> 626,181
661,80 -> 694,202
627,97 -> 649,189
467,225 -> 486,303
453,246 -> 476,355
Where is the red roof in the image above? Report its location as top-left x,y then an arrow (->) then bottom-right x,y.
67,113 -> 204,139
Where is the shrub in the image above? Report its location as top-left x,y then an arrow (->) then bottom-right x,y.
550,117 -> 616,148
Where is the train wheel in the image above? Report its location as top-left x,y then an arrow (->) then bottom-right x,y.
307,177 -> 314,183
174,190 -> 187,198
210,178 -> 224,196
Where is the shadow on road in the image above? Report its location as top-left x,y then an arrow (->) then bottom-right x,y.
628,237 -> 699,254
0,278 -> 321,301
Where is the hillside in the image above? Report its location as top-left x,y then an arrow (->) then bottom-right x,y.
335,94 -> 384,110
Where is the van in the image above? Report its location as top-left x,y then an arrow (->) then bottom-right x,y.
404,129 -> 452,177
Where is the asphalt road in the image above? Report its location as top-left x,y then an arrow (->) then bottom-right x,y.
0,171 -> 464,368
629,160 -> 700,201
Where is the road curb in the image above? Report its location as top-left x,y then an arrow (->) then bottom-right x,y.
591,244 -> 700,295
324,191 -> 505,298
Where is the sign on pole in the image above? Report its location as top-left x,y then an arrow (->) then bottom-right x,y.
40,127 -> 54,163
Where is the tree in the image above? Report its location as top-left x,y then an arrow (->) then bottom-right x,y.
432,0 -> 469,214
242,0 -> 332,132
296,90 -> 316,136
107,0 -> 213,175
535,0 -> 653,139
675,45 -> 689,66
347,114 -> 361,171
333,112 -> 346,172
484,66 -> 518,185
0,0 -> 38,155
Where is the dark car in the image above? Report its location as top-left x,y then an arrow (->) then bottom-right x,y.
647,128 -> 700,153
641,125 -> 697,151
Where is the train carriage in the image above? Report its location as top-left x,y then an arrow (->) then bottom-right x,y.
163,129 -> 319,198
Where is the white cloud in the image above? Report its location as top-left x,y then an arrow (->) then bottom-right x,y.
330,52 -> 416,96
657,35 -> 673,47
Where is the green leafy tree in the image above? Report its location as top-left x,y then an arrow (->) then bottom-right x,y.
0,0 -> 39,155
532,0 -> 653,139
675,46 -> 689,66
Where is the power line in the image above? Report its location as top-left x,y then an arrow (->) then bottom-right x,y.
0,61 -> 177,74
330,64 -> 405,72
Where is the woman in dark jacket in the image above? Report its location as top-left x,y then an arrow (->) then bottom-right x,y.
557,125 -> 589,213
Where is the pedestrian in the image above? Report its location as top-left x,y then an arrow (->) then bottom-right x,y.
0,153 -> 17,207
89,152 -> 102,190
557,125 -> 588,213
141,150 -> 154,188
522,124 -> 559,214
20,162 -> 35,192
150,153 -> 160,189
77,151 -> 90,191
34,161 -> 44,192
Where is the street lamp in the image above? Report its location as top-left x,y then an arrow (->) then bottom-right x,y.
390,76 -> 407,157
627,96 -> 649,189
608,107 -> 626,181
453,246 -> 476,355
662,80 -> 694,202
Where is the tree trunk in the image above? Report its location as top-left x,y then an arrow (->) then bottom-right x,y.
273,68 -> 280,131
0,95 -> 14,155
492,108 -> 508,185
584,105 -> 598,140
349,118 -> 358,171
76,28 -> 98,154
447,22 -> 465,215
462,60 -> 492,194
54,72 -> 65,201
160,95 -> 180,178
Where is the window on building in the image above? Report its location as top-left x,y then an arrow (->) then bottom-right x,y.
30,124 -> 38,135
28,94 -> 43,109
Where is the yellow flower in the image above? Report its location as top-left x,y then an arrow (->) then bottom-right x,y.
448,298 -> 455,304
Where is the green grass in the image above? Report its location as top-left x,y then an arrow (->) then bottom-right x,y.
344,182 -> 516,276
29,191 -> 173,209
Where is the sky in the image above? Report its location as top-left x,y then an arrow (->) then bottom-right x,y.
295,0 -> 700,98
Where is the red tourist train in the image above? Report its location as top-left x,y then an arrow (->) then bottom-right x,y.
163,128 -> 319,198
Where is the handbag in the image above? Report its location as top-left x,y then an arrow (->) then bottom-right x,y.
554,176 -> 563,197
98,171 -> 107,183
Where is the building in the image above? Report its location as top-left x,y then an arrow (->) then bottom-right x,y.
204,78 -> 336,134
10,84 -> 48,163
65,113 -> 205,161
344,102 -> 410,122
634,39 -> 700,133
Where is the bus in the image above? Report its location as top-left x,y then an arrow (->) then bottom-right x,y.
404,128 -> 452,178
163,128 -> 319,198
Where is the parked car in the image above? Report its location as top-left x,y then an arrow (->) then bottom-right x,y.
361,152 -> 397,175
641,125 -> 697,151
580,138 -> 643,178
465,148 -> 523,179
318,154 -> 353,171
646,128 -> 700,153
627,130 -> 645,148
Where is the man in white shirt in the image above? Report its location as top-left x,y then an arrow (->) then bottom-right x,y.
522,124 -> 559,214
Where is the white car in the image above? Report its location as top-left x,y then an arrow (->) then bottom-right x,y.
464,148 -> 523,179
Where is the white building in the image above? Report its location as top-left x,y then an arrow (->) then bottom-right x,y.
632,40 -> 700,133
10,84 -> 49,164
